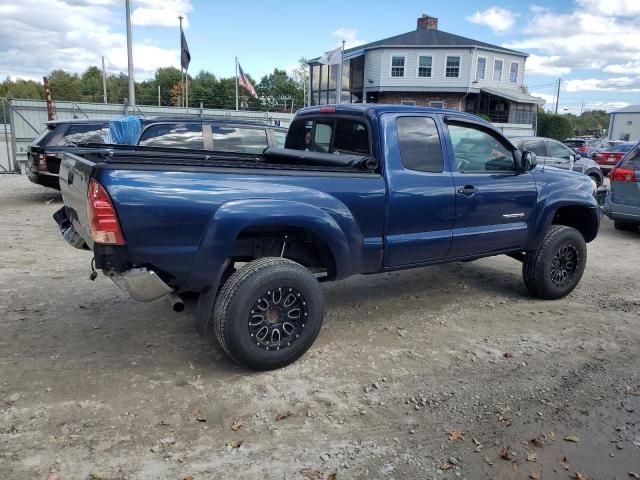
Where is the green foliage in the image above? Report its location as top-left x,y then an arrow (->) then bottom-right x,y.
537,110 -> 573,140
563,110 -> 610,136
2,64 -> 309,112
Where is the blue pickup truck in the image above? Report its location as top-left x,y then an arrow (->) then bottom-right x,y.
55,105 -> 600,370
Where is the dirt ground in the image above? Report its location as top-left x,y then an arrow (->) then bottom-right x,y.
0,174 -> 639,480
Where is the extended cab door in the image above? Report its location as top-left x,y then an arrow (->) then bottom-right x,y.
445,120 -> 537,258
382,114 -> 456,266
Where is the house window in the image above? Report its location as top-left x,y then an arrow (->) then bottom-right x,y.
445,56 -> 460,78
401,100 -> 416,106
417,55 -> 432,77
493,59 -> 503,82
476,57 -> 486,81
391,56 -> 405,77
509,62 -> 519,83
429,101 -> 445,108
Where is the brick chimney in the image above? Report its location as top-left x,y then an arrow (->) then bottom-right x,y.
417,14 -> 438,30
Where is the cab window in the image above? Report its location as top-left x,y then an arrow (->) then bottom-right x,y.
396,116 -> 444,173
212,126 -> 268,154
138,123 -> 203,149
547,140 -> 573,159
285,118 -> 370,155
523,139 -> 546,157
448,123 -> 514,173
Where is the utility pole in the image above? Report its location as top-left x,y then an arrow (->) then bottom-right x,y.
125,0 -> 136,110
235,57 -> 239,111
101,56 -> 108,104
554,78 -> 561,114
158,85 -> 161,106
337,40 -> 345,104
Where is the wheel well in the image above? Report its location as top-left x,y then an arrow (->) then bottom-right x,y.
551,206 -> 598,243
229,225 -> 337,280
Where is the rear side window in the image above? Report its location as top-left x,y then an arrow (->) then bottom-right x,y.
396,117 -> 443,172
523,139 -> 546,157
212,126 -> 268,154
563,140 -> 585,149
55,123 -> 105,145
272,130 -> 287,147
547,140 -> 573,159
139,123 -> 203,149
285,118 -> 370,155
620,147 -> 640,170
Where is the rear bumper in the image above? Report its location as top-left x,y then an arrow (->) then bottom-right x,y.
28,171 -> 61,190
107,268 -> 173,302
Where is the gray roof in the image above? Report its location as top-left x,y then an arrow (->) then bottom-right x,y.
346,28 -> 526,56
612,104 -> 640,114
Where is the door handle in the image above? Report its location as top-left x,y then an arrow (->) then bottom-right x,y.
457,185 -> 478,195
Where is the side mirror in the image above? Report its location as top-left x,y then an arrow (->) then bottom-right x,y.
522,151 -> 537,171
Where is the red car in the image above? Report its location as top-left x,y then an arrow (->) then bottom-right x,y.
594,143 -> 635,173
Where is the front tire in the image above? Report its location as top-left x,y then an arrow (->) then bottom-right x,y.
213,257 -> 325,370
523,225 -> 587,299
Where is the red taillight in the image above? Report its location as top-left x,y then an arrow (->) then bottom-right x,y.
319,106 -> 336,113
87,178 -> 125,245
577,146 -> 589,152
38,153 -> 47,172
610,168 -> 637,182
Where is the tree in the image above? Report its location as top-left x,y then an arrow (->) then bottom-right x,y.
537,110 -> 572,140
48,69 -> 82,101
80,66 -> 103,102
257,68 -> 303,112
154,67 -> 182,106
0,77 -> 43,99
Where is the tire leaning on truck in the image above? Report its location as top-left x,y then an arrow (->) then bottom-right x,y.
212,257 -> 325,370
522,225 -> 587,300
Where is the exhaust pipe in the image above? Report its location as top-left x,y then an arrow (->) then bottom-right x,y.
168,293 -> 184,312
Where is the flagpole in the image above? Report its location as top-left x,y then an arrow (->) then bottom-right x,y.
235,57 -> 239,111
337,40 -> 345,105
179,15 -> 184,108
185,68 -> 189,113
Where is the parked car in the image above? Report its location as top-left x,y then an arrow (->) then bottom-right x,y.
512,136 -> 604,186
28,119 -> 109,189
54,104 -> 600,370
604,144 -> 640,231
594,143 -> 635,173
562,137 -> 601,159
28,118 -> 287,190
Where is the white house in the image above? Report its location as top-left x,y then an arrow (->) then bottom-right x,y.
608,105 -> 640,142
308,14 -> 544,126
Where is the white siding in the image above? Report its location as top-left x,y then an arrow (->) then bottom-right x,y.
364,50 -> 382,87
471,48 -> 524,90
610,112 -> 640,142
375,48 -> 472,88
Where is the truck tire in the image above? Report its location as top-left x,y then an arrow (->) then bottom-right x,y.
614,220 -> 639,232
212,257 -> 325,370
522,225 -> 587,300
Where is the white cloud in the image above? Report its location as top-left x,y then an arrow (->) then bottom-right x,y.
466,7 -> 518,34
603,62 -> 640,75
525,55 -> 571,76
563,77 -> 640,92
131,0 -> 193,28
576,0 -> 640,16
331,28 -> 366,49
0,0 -> 181,79
530,92 -> 555,106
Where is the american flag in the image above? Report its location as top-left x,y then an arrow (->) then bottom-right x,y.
238,62 -> 258,98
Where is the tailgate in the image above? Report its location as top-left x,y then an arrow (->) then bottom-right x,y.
57,151 -> 96,248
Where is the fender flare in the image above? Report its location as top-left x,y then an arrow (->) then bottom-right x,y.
189,199 -> 357,335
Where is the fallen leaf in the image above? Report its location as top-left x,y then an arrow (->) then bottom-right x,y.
529,472 -> 541,480
326,474 -> 337,480
564,435 -> 580,443
183,476 -> 194,480
226,440 -> 243,449
573,473 -> 589,480
560,456 -> 571,470
503,352 -> 513,358
231,420 -> 245,431
439,463 -> 454,471
527,452 -> 538,462
196,415 -> 206,423
500,447 -> 513,461
300,468 -> 324,480
448,430 -> 464,442
276,411 -> 293,421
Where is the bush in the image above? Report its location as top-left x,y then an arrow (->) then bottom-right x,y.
537,110 -> 572,140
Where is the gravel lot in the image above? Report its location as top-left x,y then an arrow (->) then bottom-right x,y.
1,174 -> 639,480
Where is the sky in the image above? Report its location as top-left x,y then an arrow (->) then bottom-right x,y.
2,0 -> 640,114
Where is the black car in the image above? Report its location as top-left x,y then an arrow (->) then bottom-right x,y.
28,118 -> 288,190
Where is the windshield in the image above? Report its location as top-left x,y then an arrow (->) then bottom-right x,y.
611,144 -> 634,153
